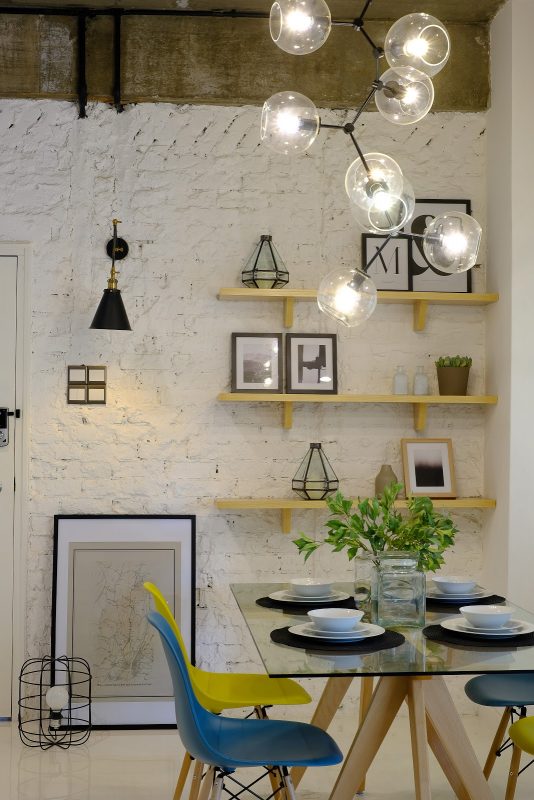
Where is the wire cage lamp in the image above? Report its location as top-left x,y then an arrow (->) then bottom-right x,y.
18,656 -> 92,750
241,235 -> 290,289
261,0 -> 483,327
292,443 -> 339,500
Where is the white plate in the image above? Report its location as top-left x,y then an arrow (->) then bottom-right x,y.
269,589 -> 350,604
284,591 -> 336,601
460,619 -> 523,633
288,622 -> 385,642
427,587 -> 488,602
441,618 -> 534,638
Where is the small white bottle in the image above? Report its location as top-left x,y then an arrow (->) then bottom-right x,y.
413,366 -> 429,395
393,365 -> 409,395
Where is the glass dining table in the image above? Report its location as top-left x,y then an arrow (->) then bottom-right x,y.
231,582 -> 534,800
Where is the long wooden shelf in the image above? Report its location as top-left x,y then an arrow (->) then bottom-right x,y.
217,393 -> 498,431
217,288 -> 499,331
215,497 -> 497,533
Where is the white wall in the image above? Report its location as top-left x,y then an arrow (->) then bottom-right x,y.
0,100 -> 488,674
485,0 -> 534,610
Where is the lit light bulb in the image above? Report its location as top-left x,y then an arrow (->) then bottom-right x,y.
423,212 -> 481,273
350,178 -> 415,234
317,268 -> 377,327
384,13 -> 450,77
261,91 -> 320,154
45,685 -> 69,730
270,0 -> 331,55
345,153 -> 404,211
375,67 -> 434,125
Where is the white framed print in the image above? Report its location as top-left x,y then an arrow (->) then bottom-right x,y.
362,234 -> 411,291
285,334 -> 338,394
231,333 -> 283,393
401,438 -> 456,498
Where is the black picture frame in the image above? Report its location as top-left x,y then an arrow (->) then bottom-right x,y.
231,333 -> 283,393
285,333 -> 338,394
404,199 -> 473,293
361,234 -> 411,291
52,514 -> 196,729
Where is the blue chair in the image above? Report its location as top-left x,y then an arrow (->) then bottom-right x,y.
464,674 -> 534,778
147,611 -> 343,800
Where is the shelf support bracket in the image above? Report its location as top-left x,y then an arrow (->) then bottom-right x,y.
283,298 -> 294,328
413,300 -> 428,332
413,403 -> 428,432
283,402 -> 293,429
281,509 -> 292,534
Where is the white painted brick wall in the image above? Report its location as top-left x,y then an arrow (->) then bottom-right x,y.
0,99 -> 487,712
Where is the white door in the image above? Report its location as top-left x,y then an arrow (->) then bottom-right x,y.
0,251 -> 22,717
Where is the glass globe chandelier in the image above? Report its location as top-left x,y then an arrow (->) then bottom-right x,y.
261,0 -> 482,327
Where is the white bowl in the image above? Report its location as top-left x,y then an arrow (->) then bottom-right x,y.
290,578 -> 332,598
307,608 -> 364,632
460,605 -> 514,629
432,576 -> 476,595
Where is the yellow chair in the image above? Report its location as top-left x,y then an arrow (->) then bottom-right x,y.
143,582 -> 311,800
505,716 -> 534,800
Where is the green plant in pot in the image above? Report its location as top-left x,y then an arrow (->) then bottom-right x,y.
435,355 -> 472,396
294,482 -> 457,626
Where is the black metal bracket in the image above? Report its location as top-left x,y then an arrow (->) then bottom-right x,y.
112,11 -> 124,114
76,13 -> 87,119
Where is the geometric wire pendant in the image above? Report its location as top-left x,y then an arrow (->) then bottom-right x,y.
292,443 -> 339,500
241,234 -> 289,289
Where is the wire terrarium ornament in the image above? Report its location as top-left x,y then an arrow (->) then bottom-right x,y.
261,0 -> 482,327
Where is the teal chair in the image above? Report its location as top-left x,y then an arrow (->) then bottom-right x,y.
147,611 -> 343,800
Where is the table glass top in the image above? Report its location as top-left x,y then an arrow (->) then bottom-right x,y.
231,582 -> 534,678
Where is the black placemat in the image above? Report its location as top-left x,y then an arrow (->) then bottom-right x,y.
257,595 -> 357,615
426,594 -> 506,613
270,625 -> 405,654
423,624 -> 534,649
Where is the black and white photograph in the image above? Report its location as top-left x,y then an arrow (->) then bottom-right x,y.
362,234 -> 411,291
231,333 -> 283,393
404,199 -> 473,293
285,334 -> 338,394
401,438 -> 456,498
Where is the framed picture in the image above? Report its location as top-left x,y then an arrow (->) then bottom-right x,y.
52,515 -> 195,728
401,438 -> 456,498
404,199 -> 473,293
361,234 -> 411,291
285,334 -> 338,394
231,333 -> 283,393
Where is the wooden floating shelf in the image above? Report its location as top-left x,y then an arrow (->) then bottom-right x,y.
215,497 -> 497,534
217,393 -> 498,432
217,288 -> 499,331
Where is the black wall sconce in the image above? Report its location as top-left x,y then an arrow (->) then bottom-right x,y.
90,219 -> 132,331
68,366 -> 107,404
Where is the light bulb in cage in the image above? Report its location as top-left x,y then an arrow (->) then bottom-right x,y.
45,685 -> 70,730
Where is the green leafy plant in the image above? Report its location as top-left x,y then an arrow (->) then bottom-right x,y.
293,482 -> 457,573
435,355 -> 472,368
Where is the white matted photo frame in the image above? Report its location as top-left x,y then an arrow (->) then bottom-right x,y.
404,199 -> 473,293
361,234 -> 411,291
401,438 -> 456,498
52,515 -> 195,728
285,334 -> 338,394
231,333 -> 283,393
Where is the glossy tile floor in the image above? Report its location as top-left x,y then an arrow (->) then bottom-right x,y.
3,707 -> 534,799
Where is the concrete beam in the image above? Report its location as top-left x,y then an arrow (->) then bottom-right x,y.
0,14 -> 489,110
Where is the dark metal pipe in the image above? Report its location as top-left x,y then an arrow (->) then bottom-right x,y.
76,12 -> 87,119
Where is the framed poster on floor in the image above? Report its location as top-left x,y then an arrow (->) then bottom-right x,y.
52,514 -> 195,728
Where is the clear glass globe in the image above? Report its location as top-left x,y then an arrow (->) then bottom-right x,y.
345,153 -> 404,213
260,91 -> 320,154
317,267 -> 377,327
384,13 -> 450,77
376,66 -> 434,125
423,212 -> 482,273
270,0 -> 331,55
350,177 -> 415,234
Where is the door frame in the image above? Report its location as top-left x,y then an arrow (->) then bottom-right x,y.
0,243 -> 31,715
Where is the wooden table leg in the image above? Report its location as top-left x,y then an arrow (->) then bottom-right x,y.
356,677 -> 374,794
407,680 -> 431,800
329,677 -> 408,800
424,677 -> 494,800
291,676 -> 353,788
426,715 -> 470,800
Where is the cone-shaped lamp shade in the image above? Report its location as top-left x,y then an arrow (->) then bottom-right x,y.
90,289 -> 132,331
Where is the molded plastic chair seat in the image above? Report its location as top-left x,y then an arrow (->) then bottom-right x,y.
509,716 -> 534,755
465,674 -> 534,708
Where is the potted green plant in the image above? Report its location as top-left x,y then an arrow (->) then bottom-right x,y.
294,483 -> 457,624
435,355 -> 472,396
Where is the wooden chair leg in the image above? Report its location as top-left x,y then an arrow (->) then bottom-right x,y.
356,677 -> 374,794
484,707 -> 512,778
505,745 -> 522,800
197,766 -> 215,800
189,759 -> 206,800
254,707 -> 286,800
174,753 -> 194,800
